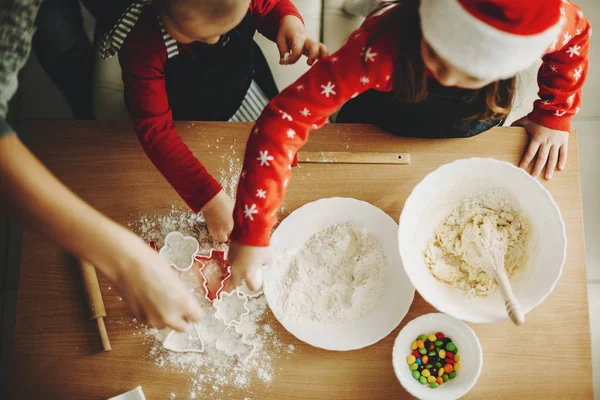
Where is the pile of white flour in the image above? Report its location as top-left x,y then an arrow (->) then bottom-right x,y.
127,208 -> 295,399
271,222 -> 386,323
424,196 -> 530,296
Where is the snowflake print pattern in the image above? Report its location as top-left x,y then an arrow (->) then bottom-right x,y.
244,204 -> 258,220
560,7 -> 566,17
577,9 -> 583,19
288,150 -> 293,160
241,170 -> 247,179
563,32 -> 572,45
573,65 -> 583,81
283,179 -> 289,188
279,111 -> 293,121
300,108 -> 311,117
287,129 -> 296,139
252,126 -> 259,135
549,64 -> 558,73
576,28 -> 582,36
550,39 -> 558,51
561,0 -> 569,4
296,84 -> 304,91
554,110 -> 566,117
542,100 -> 551,105
257,150 -> 274,167
363,47 -> 378,62
320,81 -> 336,98
330,57 -> 339,64
575,106 -> 581,114
360,76 -> 370,85
566,44 -> 581,57
567,94 -> 575,106
256,189 -> 267,199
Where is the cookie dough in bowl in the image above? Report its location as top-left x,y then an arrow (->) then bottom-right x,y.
398,158 -> 566,324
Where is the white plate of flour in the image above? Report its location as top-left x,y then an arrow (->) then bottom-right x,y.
265,197 -> 415,351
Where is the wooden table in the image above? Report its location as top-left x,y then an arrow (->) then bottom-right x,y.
10,121 -> 593,399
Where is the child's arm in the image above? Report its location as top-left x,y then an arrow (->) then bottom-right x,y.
228,23 -> 396,288
251,0 -> 327,65
515,2 -> 590,179
119,27 -> 232,241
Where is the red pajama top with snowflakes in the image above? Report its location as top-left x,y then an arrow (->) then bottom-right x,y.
118,0 -> 301,213
231,1 -> 590,247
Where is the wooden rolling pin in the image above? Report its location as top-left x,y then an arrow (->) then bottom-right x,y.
79,260 -> 111,352
298,151 -> 410,165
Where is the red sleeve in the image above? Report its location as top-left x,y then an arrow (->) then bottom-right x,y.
231,20 -> 396,246
250,0 -> 304,42
529,1 -> 591,132
119,12 -> 222,213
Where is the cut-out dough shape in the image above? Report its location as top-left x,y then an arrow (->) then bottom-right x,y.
159,231 -> 199,272
196,250 -> 231,302
193,310 -> 226,348
215,326 -> 257,364
213,288 -> 250,326
163,325 -> 205,353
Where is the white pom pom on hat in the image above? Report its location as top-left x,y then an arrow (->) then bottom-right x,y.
419,0 -> 565,80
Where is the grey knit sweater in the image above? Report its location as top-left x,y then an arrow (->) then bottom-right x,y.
0,0 -> 42,137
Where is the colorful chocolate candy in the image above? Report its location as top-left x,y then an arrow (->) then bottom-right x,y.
407,332 -> 460,388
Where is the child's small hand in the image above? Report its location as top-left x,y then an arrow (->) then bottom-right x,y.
228,241 -> 271,292
202,190 -> 234,242
512,116 -> 569,180
277,15 -> 328,66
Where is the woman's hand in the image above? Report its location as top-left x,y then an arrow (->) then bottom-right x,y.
201,190 -> 234,242
107,230 -> 204,331
512,116 -> 569,180
277,15 -> 328,66
228,241 -> 271,291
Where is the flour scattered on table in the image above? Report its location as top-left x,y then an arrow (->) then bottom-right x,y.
128,209 -> 296,400
271,222 -> 386,323
424,195 -> 530,296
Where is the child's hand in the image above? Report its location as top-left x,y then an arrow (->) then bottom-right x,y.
228,241 -> 271,291
202,190 -> 234,242
512,116 -> 569,180
110,231 -> 204,331
277,15 -> 328,66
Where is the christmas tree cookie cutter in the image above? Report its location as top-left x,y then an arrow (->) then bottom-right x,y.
163,324 -> 205,353
195,250 -> 232,303
158,231 -> 200,272
213,288 -> 250,327
215,326 -> 257,364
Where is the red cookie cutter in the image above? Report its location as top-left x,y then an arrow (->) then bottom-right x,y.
195,250 -> 232,302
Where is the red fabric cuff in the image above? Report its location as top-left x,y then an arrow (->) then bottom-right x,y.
230,221 -> 272,247
528,109 -> 572,132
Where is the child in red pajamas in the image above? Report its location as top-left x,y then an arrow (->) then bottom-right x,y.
227,0 -> 591,289
99,0 -> 326,242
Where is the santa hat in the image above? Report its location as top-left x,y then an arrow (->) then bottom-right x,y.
419,0 -> 564,81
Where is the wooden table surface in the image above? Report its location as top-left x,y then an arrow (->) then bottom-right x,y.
10,121 -> 593,399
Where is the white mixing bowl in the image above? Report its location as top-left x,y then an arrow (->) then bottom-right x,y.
398,158 -> 566,323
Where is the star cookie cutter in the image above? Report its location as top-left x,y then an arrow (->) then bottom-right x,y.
215,326 -> 257,364
213,288 -> 250,327
159,231 -> 200,272
195,250 -> 232,302
163,324 -> 205,353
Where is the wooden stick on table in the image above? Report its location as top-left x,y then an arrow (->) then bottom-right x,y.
298,151 -> 410,165
78,260 -> 111,352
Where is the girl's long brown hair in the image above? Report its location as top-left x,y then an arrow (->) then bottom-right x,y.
370,0 -> 516,121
